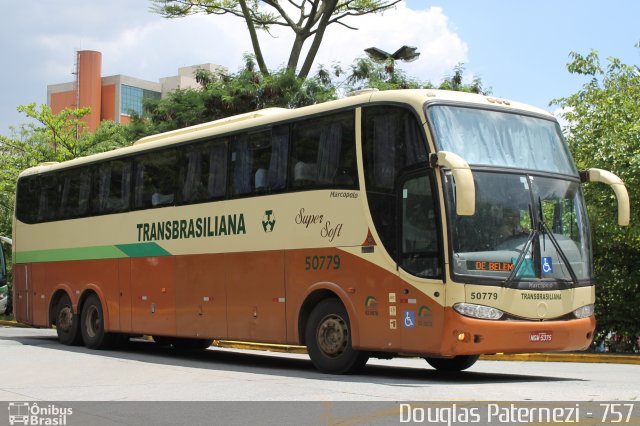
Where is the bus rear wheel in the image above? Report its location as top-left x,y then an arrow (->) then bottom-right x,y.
80,294 -> 114,349
54,294 -> 81,346
425,355 -> 479,372
305,299 -> 368,374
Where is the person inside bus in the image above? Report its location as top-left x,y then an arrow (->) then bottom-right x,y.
498,209 -> 529,241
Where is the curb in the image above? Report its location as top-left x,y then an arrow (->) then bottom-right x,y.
0,319 -> 32,328
479,353 -> 640,365
2,320 -> 638,364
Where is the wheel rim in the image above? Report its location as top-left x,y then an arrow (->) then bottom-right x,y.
316,314 -> 348,358
85,305 -> 100,339
57,305 -> 73,332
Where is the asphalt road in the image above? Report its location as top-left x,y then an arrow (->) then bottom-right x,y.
1,327 -> 638,403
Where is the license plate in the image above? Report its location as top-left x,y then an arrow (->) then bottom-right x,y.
529,331 -> 553,342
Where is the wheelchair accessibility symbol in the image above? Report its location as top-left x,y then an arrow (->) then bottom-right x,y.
542,257 -> 553,274
403,311 -> 415,328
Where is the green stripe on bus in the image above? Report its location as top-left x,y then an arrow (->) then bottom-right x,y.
15,245 -> 128,263
115,243 -> 171,258
15,242 -> 171,263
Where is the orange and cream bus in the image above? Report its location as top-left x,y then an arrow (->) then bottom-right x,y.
12,89 -> 629,373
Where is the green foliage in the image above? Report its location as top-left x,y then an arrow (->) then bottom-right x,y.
439,63 -> 488,94
132,56 -> 338,135
133,57 -> 490,138
552,48 -> 640,352
345,58 -> 490,94
0,108 -> 133,240
345,57 -> 432,90
16,103 -> 90,161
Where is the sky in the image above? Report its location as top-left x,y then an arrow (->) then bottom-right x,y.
1,0 -> 638,136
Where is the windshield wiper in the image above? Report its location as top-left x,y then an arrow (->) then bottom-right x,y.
539,220 -> 579,287
504,227 -> 537,288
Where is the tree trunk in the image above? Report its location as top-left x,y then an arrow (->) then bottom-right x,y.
297,0 -> 338,79
287,34 -> 307,74
239,0 -> 269,75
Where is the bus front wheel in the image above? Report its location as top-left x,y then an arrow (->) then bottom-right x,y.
80,294 -> 114,349
425,355 -> 479,372
305,299 -> 368,374
54,294 -> 81,346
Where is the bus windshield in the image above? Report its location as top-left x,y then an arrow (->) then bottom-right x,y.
427,105 -> 578,176
444,170 -> 592,283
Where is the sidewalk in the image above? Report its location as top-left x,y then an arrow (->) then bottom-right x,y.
2,320 -> 638,364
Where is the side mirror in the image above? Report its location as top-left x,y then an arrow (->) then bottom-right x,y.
431,151 -> 475,216
580,168 -> 630,226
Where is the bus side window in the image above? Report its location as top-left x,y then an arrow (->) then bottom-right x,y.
16,176 -> 39,224
266,125 -> 288,192
231,128 -> 288,196
59,170 -> 91,219
37,174 -> 60,222
179,139 -> 228,203
290,111 -> 357,190
231,134 -> 252,196
362,106 -> 429,261
133,150 -> 177,209
95,160 -> 132,214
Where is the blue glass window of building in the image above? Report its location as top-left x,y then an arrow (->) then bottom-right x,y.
121,85 -> 160,116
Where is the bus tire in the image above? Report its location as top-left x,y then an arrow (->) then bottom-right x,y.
305,298 -> 369,374
54,294 -> 82,346
425,355 -> 479,372
80,294 -> 114,349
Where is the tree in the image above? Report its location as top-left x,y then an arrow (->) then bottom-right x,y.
552,48 -> 640,352
132,56 -> 490,137
151,0 -> 401,79
132,54 -> 338,135
345,58 -> 489,94
16,103 -> 91,161
0,107 -> 133,240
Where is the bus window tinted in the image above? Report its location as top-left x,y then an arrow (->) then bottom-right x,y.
362,106 -> 429,260
133,150 -> 177,209
16,176 -> 39,224
231,126 -> 289,196
179,139 -> 228,203
59,169 -> 91,219
291,111 -> 357,190
95,160 -> 132,214
37,174 -> 60,222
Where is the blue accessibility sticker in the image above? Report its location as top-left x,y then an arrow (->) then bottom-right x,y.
542,257 -> 553,274
403,310 -> 415,328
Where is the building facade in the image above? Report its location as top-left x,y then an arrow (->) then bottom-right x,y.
47,50 -> 226,132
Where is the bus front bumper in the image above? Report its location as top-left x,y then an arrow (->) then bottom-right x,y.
439,308 -> 596,356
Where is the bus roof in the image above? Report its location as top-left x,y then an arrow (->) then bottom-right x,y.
19,89 -> 553,178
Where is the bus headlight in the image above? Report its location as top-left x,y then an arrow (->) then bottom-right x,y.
573,304 -> 594,319
453,303 -> 504,320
